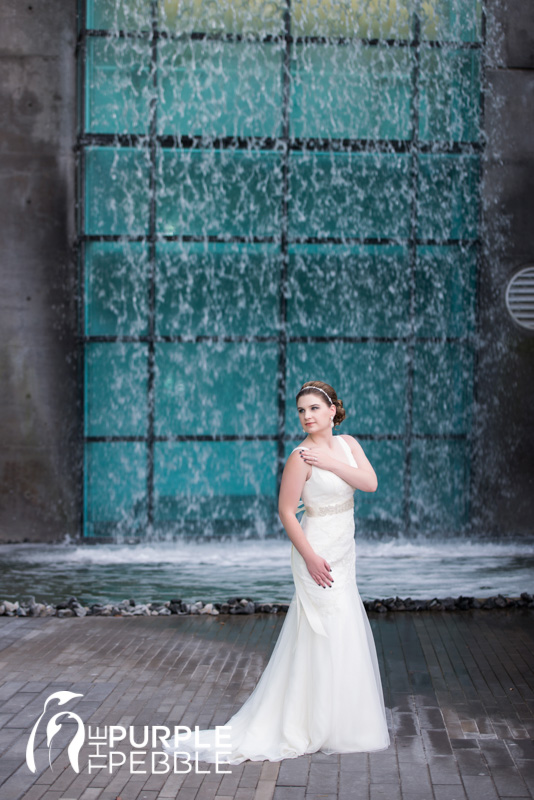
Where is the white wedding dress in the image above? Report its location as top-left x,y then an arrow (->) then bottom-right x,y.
163,435 -> 390,764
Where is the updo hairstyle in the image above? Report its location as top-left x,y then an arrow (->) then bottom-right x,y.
295,380 -> 346,428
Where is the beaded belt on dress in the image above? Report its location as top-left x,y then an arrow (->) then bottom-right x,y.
304,497 -> 354,517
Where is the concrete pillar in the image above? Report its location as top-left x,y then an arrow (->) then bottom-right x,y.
0,2 -> 78,542
473,0 -> 534,534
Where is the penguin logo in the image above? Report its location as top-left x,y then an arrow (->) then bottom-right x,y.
26,691 -> 85,773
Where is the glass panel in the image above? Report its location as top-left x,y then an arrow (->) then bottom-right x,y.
286,342 -> 407,437
153,441 -> 278,527
158,39 -> 283,138
289,152 -> 412,240
155,242 -> 281,337
291,43 -> 413,140
414,245 -> 476,338
156,149 -> 282,237
287,244 -> 411,337
85,147 -> 150,235
419,49 -> 481,142
356,439 -> 405,524
417,154 -> 479,241
85,343 -> 148,436
85,37 -> 153,134
85,242 -> 149,336
84,442 -> 147,537
154,342 -> 279,436
410,439 -> 470,531
86,0 -> 151,29
420,0 -> 483,43
412,342 -> 474,435
158,0 -> 285,36
291,0 -> 415,39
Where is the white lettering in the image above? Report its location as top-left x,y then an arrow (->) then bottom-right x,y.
129,726 -> 149,748
108,751 -> 126,771
130,751 -> 147,774
171,751 -> 192,773
170,725 -> 192,746
151,751 -> 170,773
108,726 -> 126,747
151,725 -> 171,748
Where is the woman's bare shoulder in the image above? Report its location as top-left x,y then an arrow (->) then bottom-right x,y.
340,434 -> 364,452
291,440 -> 311,451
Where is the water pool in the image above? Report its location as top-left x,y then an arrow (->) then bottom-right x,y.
1,537 -> 533,606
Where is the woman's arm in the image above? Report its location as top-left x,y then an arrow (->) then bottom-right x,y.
278,451 -> 334,588
300,435 -> 378,493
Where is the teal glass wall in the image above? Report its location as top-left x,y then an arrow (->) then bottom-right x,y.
79,0 -> 483,538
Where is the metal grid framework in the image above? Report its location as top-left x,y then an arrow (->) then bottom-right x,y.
77,0 -> 485,536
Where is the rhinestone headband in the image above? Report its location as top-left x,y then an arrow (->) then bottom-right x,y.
302,386 -> 333,405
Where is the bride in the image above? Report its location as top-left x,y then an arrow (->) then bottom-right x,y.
163,380 -> 390,765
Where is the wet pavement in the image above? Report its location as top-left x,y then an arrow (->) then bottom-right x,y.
0,609 -> 533,800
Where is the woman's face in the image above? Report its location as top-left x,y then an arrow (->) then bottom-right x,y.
296,393 -> 333,433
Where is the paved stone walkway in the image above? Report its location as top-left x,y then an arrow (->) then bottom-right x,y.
0,610 -> 533,800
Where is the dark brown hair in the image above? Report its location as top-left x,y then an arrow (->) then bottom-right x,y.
295,380 -> 346,427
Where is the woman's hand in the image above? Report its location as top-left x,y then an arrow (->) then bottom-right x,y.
305,552 -> 334,588
299,447 -> 337,472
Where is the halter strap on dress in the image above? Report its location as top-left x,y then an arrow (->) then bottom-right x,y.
292,437 -> 357,516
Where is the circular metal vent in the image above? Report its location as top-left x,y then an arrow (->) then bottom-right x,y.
505,266 -> 534,331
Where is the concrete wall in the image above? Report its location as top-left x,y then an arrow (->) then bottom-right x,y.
0,2 -> 79,542
0,1 -> 532,541
473,0 -> 534,535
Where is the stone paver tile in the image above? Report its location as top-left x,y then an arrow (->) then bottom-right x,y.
433,785 -> 468,800
79,788 -> 103,799
195,779 -> 223,800
480,740 -> 517,767
368,752 -> 399,784
393,710 -> 419,737
428,756 -> 463,785
339,752 -> 368,771
259,761 -> 279,781
396,735 -> 426,763
369,784 -> 401,800
273,788 -> 305,800
339,769 -> 369,797
307,762 -> 338,794
398,760 -> 433,800
491,765 -> 529,798
454,748 -> 490,777
418,707 -> 446,730
305,795 -> 336,800
158,772 -> 188,798
276,758 -> 309,786
238,762 -> 263,788
422,729 -> 453,757
0,681 -> 27,700
217,774 -> 244,796
254,778 -> 277,800
450,740 -> 480,751
462,774 -> 501,800
233,788 -> 258,800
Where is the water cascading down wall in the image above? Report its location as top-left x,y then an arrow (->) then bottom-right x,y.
79,0 -> 483,540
